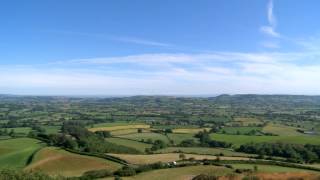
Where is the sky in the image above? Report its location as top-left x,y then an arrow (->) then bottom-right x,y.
1,0 -> 320,95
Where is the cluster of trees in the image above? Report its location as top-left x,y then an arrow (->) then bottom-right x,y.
31,121 -> 139,154
145,140 -> 167,153
193,130 -> 232,148
0,128 -> 15,136
237,142 -> 320,163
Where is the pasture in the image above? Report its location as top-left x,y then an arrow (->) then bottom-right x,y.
25,147 -> 121,177
105,137 -> 152,152
0,138 -> 44,170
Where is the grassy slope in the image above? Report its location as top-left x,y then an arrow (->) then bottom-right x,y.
105,137 -> 152,152
25,147 -> 122,177
0,138 -> 44,170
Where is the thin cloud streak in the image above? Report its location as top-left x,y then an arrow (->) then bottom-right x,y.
45,30 -> 172,47
260,0 -> 280,39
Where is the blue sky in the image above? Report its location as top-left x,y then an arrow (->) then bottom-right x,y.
1,0 -> 320,95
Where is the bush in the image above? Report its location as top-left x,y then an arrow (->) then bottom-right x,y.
115,166 -> 136,177
82,169 -> 112,178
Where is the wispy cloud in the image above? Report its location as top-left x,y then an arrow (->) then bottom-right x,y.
113,36 -> 172,47
46,30 -> 172,47
260,0 -> 280,38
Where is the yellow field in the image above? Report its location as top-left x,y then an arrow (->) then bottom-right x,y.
172,128 -> 211,134
25,147 -> 121,177
89,124 -> 150,132
262,123 -> 304,136
108,153 -> 250,164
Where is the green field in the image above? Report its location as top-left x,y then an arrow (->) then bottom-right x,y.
167,133 -> 198,145
210,133 -> 320,147
105,137 -> 152,152
117,132 -> 170,144
26,147 -> 121,177
156,147 -> 252,157
0,138 -> 45,169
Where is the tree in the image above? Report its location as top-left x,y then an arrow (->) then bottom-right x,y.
179,153 -> 186,160
137,128 -> 142,133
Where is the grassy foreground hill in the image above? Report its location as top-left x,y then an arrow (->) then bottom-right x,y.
25,147 -> 122,177
0,138 -> 44,169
